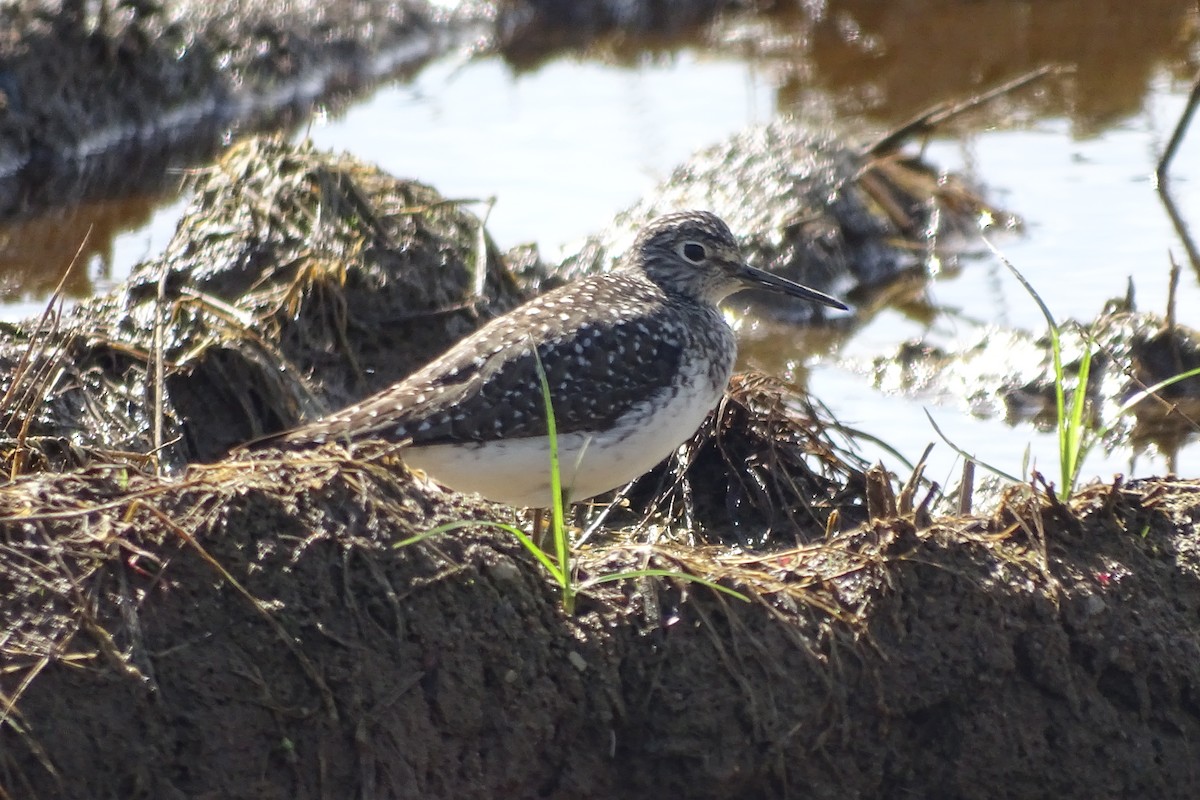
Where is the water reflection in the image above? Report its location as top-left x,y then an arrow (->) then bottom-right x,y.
778,0 -> 1199,132
0,193 -> 171,301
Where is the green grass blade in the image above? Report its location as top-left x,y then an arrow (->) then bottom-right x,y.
1112,365 -> 1200,417
394,521 -> 469,549
530,343 -> 574,613
924,408 -> 1022,485
1064,341 -> 1094,493
984,237 -> 1079,498
504,522 -> 567,586
400,519 -> 565,585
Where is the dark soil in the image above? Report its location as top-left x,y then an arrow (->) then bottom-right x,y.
0,0 -> 776,219
1,458 -> 1198,798
0,0 -> 439,218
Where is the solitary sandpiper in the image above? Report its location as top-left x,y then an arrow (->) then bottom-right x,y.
258,210 -> 848,507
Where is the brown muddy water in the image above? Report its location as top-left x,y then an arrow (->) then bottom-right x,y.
1,1 -> 1199,492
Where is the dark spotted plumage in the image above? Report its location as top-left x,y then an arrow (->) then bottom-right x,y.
295,273 -> 719,445
254,210 -> 848,507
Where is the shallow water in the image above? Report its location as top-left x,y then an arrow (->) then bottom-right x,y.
1,2 -> 1198,491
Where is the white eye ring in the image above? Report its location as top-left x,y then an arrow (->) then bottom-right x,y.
678,241 -> 707,263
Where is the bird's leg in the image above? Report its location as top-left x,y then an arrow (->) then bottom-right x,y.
532,508 -> 546,551
532,485 -> 572,556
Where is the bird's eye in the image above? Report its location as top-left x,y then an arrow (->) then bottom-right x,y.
680,242 -> 707,263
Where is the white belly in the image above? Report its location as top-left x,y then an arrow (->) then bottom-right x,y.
404,361 -> 726,508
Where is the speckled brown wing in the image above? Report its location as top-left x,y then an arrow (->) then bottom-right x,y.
267,269 -> 704,448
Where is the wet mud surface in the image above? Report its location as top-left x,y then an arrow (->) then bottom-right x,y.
2,450 -> 1198,798
0,0 -> 441,217
0,138 -> 527,473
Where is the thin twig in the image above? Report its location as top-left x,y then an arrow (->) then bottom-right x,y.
958,459 -> 976,516
1156,72 -> 1200,277
866,65 -> 1066,155
898,443 -> 934,516
152,270 -> 169,474
1166,252 -> 1181,372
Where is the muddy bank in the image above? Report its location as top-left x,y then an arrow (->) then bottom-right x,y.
0,0 -> 441,217
0,0 -> 771,219
0,136 -> 528,475
0,131 -> 874,540
1,446 -> 1198,798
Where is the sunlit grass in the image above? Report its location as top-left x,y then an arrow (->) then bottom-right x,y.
928,239 -> 1200,502
994,247 -> 1095,499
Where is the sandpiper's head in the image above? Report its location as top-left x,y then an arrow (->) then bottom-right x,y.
630,210 -> 849,311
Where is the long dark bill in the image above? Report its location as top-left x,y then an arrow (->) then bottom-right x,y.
735,263 -> 850,311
